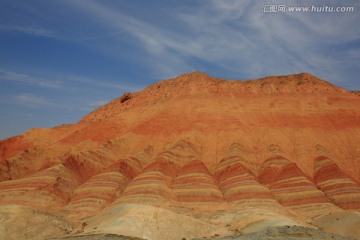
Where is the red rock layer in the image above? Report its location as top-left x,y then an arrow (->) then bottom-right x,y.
314,156 -> 360,210
0,146 -> 53,181
62,156 -> 143,220
105,157 -> 143,180
214,144 -> 275,204
0,164 -> 75,210
0,135 -> 33,160
114,140 -> 198,206
220,143 -> 260,175
63,143 -> 126,184
258,156 -> 292,185
63,171 -> 127,221
259,156 -> 341,216
114,161 -> 175,206
172,159 -> 224,203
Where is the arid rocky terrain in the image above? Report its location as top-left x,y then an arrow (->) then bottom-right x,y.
0,72 -> 359,240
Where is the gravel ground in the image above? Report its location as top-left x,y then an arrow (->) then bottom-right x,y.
55,225 -> 354,240
54,234 -> 144,240
192,225 -> 354,240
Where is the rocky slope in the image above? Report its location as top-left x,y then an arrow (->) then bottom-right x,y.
0,72 -> 359,240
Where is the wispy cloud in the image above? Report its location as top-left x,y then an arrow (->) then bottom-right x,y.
14,93 -> 55,107
0,69 -> 141,92
65,0 -> 197,78
0,68 -> 141,113
65,74 -> 140,92
0,23 -> 124,43
62,1 -> 302,78
66,0 -> 359,85
174,0 -> 360,81
0,70 -> 62,89
6,93 -> 111,112
0,24 -> 57,38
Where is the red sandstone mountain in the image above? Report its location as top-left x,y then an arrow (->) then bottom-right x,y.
0,72 -> 360,240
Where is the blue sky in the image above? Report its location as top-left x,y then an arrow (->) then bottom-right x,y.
0,0 -> 359,139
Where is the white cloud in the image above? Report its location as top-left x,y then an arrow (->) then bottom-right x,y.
0,23 -> 125,43
7,92 -> 110,112
14,93 -> 55,107
65,74 -> 140,92
64,0 -> 309,78
64,0 -> 198,78
0,69 -> 62,89
0,68 -> 141,93
177,0 -> 360,81
0,25 -> 57,38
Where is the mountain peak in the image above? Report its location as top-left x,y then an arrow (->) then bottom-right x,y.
177,71 -> 213,79
253,72 -> 346,94
154,71 -> 219,87
154,72 -> 345,95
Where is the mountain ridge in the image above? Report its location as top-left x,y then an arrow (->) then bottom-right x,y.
81,72 -> 349,123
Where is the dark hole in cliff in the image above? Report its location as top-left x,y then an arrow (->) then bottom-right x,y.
120,92 -> 132,103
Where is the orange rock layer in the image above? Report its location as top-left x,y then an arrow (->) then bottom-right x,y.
314,156 -> 360,210
0,72 -> 359,222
